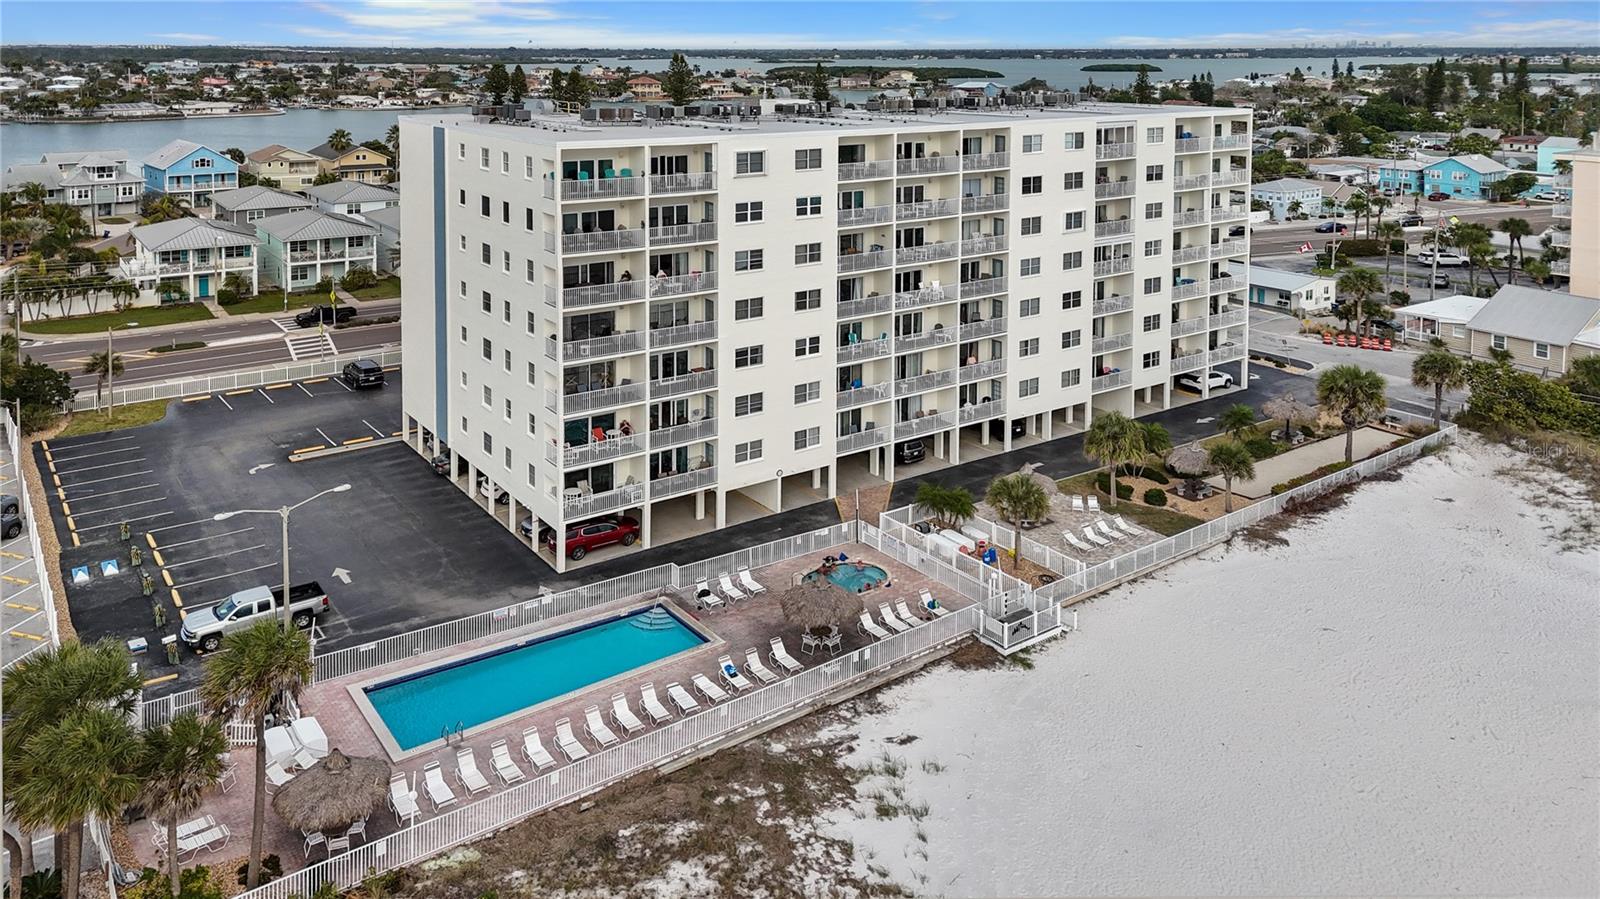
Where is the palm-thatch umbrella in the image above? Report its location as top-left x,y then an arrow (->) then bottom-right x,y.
775,577 -> 862,633
1017,462 -> 1060,496
1165,442 -> 1213,498
271,749 -> 390,833
1262,394 -> 1316,442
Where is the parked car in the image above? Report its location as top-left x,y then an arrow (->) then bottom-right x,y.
1227,224 -> 1246,237
1530,190 -> 1560,201
517,515 -> 539,539
476,474 -> 509,505
1369,319 -> 1402,336
989,418 -> 1026,440
1426,191 -> 1450,201
0,493 -> 17,517
1398,214 -> 1425,228
1415,250 -> 1468,267
179,582 -> 330,651
2,508 -> 21,540
341,359 -> 385,389
1175,370 -> 1236,393
545,516 -> 640,560
294,304 -> 356,328
1431,272 -> 1453,289
431,453 -> 453,475
894,439 -> 926,465
1314,221 -> 1348,234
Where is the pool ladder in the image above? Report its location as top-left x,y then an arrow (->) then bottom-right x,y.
632,604 -> 677,630
441,721 -> 465,746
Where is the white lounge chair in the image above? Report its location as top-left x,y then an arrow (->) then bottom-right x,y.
1113,514 -> 1142,536
264,762 -> 295,792
666,681 -> 700,714
554,718 -> 589,761
290,717 -> 329,760
1097,519 -> 1127,541
388,773 -> 419,826
1071,495 -> 1085,512
422,761 -> 457,810
610,692 -> 645,734
718,654 -> 754,691
769,637 -> 803,674
490,739 -> 525,784
692,672 -> 729,703
718,573 -> 747,602
694,578 -> 724,611
858,611 -> 892,640
896,600 -> 924,625
640,682 -> 672,723
1083,525 -> 1110,547
583,705 -> 619,748
1087,495 -> 1101,512
920,593 -> 951,618
738,566 -> 767,594
744,648 -> 779,684
1063,530 -> 1094,552
454,747 -> 491,795
876,603 -> 909,633
520,727 -> 557,772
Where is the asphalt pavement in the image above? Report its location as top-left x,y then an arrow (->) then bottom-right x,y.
1250,200 -> 1555,257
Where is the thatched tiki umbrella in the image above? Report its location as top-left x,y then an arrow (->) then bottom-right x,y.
271,749 -> 390,833
1165,442 -> 1212,498
775,577 -> 862,633
1263,393 -> 1316,443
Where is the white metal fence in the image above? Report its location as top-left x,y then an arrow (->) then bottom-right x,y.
2,409 -> 61,669
232,603 -> 980,899
72,347 -> 404,411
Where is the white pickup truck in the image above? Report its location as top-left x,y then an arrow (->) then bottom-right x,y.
179,581 -> 330,651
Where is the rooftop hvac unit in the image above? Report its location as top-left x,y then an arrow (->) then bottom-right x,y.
580,108 -> 600,121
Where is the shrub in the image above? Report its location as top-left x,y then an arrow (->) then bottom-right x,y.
1143,487 -> 1168,506
1093,472 -> 1134,500
1114,463 -> 1168,484
1334,238 -> 1385,257
312,276 -> 334,296
215,288 -> 241,306
235,855 -> 283,887
339,265 -> 380,290
1242,434 -> 1279,460
1270,461 -> 1352,494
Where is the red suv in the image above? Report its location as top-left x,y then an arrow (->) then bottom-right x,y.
1427,191 -> 1450,201
546,516 -> 640,560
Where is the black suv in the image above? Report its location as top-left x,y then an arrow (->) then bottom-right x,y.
294,304 -> 356,328
341,359 -> 386,389
895,439 -> 926,465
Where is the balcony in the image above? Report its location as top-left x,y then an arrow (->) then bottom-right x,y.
1174,137 -> 1211,153
1092,294 -> 1133,316
958,277 -> 1007,299
896,242 -> 960,266
562,280 -> 646,308
560,177 -> 646,201
134,254 -> 257,278
1211,307 -> 1249,329
649,272 -> 717,297
563,432 -> 646,468
562,228 -> 646,255
1172,245 -> 1208,264
959,358 -> 1006,383
896,156 -> 960,176
895,198 -> 960,221
959,235 -> 1008,256
837,381 -> 892,409
958,400 -> 1006,425
1174,173 -> 1209,191
1551,230 -> 1571,247
1212,134 -> 1251,150
651,416 -> 716,450
1171,316 -> 1207,337
648,319 -> 717,349
1172,280 -> 1206,300
1172,210 -> 1208,227
838,160 -> 895,181
651,467 -> 717,500
1208,275 -> 1240,295
838,335 -> 891,362
1095,142 -> 1136,160
838,293 -> 893,318
647,222 -> 717,247
1091,370 -> 1131,392
893,286 -> 952,310
895,327 -> 957,353
564,482 -> 645,519
564,330 -> 646,360
564,382 -> 647,414
1208,344 -> 1246,365
1169,349 -> 1207,373
1211,238 -> 1248,258
648,172 -> 716,195
838,205 -> 893,227
1093,257 -> 1133,277
894,367 -> 958,395
960,317 -> 1007,340
838,249 -> 892,274
1094,180 -> 1137,199
896,409 -> 958,437
1210,205 -> 1248,223
650,368 -> 717,399
961,193 -> 1008,214
1552,203 -> 1571,219
838,426 -> 889,453
1212,169 -> 1249,187
1551,259 -> 1571,276
1092,332 -> 1133,354
290,244 -> 350,263
961,152 -> 1010,171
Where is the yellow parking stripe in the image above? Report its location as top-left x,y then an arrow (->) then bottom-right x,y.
47,459 -> 55,473
225,388 -> 254,396
0,550 -> 25,560
146,533 -> 158,549
57,487 -> 66,501
142,673 -> 178,687
292,445 -> 326,454
9,630 -> 45,642
341,436 -> 373,446
40,440 -> 49,451
61,500 -> 71,516
5,601 -> 40,612
265,382 -> 291,390
65,515 -> 76,531
382,366 -> 400,372
162,570 -> 174,587
70,533 -> 80,547
181,395 -> 211,404
170,588 -> 183,607
392,430 -> 403,437
304,378 -> 329,384
52,474 -> 60,488
152,549 -> 165,567
1,575 -> 33,585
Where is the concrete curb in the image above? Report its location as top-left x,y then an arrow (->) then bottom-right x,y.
288,436 -> 403,462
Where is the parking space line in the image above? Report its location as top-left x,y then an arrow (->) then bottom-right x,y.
173,562 -> 276,590
153,527 -> 254,552
335,378 -> 353,392
61,483 -> 159,502
1,574 -> 33,586
218,394 -> 234,411
55,469 -> 155,488
52,457 -> 147,476
256,388 -> 275,404
148,516 -> 229,534
69,496 -> 169,518
8,630 -> 45,642
45,434 -> 136,450
297,383 -> 315,398
316,428 -> 335,446
77,512 -> 173,531
182,395 -> 212,404
142,673 -> 178,687
363,420 -> 386,438
265,383 -> 292,390
0,550 -> 25,560
343,436 -> 373,446
5,601 -> 41,612
224,389 -> 253,396
305,377 -> 329,384
48,446 -> 142,463
163,544 -> 268,570
293,444 -> 326,454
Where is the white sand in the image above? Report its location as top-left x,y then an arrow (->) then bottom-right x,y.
827,438 -> 1598,897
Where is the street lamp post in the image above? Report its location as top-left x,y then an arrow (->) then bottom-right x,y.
213,483 -> 351,633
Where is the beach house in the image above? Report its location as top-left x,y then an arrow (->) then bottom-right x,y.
255,209 -> 379,290
120,218 -> 259,301
1250,177 -> 1324,220
141,139 -> 238,210
244,144 -> 323,191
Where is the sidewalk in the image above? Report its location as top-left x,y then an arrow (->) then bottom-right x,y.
20,296 -> 400,342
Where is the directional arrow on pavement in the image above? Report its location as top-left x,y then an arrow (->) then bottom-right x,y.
1248,372 -> 1261,381
248,463 -> 276,475
331,567 -> 352,584
1195,416 -> 1215,423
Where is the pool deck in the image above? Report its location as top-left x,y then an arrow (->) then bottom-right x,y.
129,544 -> 964,875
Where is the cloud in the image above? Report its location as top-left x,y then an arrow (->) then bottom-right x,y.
1107,18 -> 1599,48
149,32 -> 222,42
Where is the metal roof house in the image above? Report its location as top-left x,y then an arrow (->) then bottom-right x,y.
141,139 -> 239,210
1403,285 -> 1600,374
254,209 -> 379,291
120,218 -> 259,301
304,180 -> 400,218
211,185 -> 314,226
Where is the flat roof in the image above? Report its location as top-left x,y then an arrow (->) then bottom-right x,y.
1398,294 -> 1491,324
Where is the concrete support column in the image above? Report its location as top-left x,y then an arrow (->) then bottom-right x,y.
934,433 -> 945,460
554,524 -> 567,574
1003,426 -> 1013,454
868,447 -> 880,477
950,429 -> 961,465
827,463 -> 837,499
1042,412 -> 1053,441
1161,385 -> 1171,410
694,490 -> 706,521
812,467 -> 822,490
641,503 -> 652,548
980,425 -> 990,447
506,492 -> 516,531
884,447 -> 895,484
715,489 -> 727,529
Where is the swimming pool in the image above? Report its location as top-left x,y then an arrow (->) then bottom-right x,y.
811,563 -> 890,594
361,607 -> 706,752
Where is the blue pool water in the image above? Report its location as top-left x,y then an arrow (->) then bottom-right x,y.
364,607 -> 705,751
812,564 -> 890,593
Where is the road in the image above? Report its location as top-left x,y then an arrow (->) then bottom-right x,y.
1249,201 -> 1555,257
1246,308 -> 1464,416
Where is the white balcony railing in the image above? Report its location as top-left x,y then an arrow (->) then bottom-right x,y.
960,193 -> 1009,214
1172,210 -> 1208,227
895,198 -> 960,221
958,400 -> 1005,424
562,280 -> 646,308
1172,245 -> 1208,264
1208,275 -> 1239,295
896,156 -> 960,176
651,466 -> 717,500
649,272 -> 717,297
564,382 -> 648,414
958,358 -> 1006,383
1208,344 -> 1246,365
838,293 -> 893,318
1174,173 -> 1209,191
894,367 -> 958,396
960,317 -> 1007,340
1210,205 -> 1248,223
1212,169 -> 1249,187
650,416 -> 716,450
648,320 -> 717,349
837,381 -> 892,409
838,205 -> 893,227
1550,259 -> 1571,276
560,176 -> 646,201
1091,370 -> 1131,392
837,427 -> 889,453
1173,280 -> 1207,300
1174,137 -> 1211,153
1092,294 -> 1133,316
563,432 -> 646,468
962,152 -> 1010,171
647,222 -> 717,247
561,228 -> 646,255
1094,219 -> 1134,240
1095,142 -> 1136,160
564,330 -> 645,359
892,286 -> 952,310
838,249 -> 892,274
1550,230 -> 1571,247
1169,350 -> 1207,373
838,335 -> 891,362
838,160 -> 896,181
1552,203 -> 1571,219
1211,238 -> 1248,258
648,172 -> 716,194
564,482 -> 645,519
896,242 -> 960,265
1093,257 -> 1133,277
649,369 -> 717,399
895,409 -> 958,437
1212,134 -> 1251,150
895,327 -> 957,353
1210,307 -> 1249,329
1091,332 -> 1133,354
959,235 -> 1008,256
1171,316 -> 1208,337
958,277 -> 1006,299
1095,180 -> 1137,199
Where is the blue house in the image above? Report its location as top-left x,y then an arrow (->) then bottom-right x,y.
1374,159 -> 1426,196
141,139 -> 238,210
1537,137 -> 1581,176
1377,154 -> 1510,200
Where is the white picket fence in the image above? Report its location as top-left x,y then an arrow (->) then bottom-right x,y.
72,347 -> 403,411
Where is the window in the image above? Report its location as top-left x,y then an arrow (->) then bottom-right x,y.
1022,134 -> 1043,153
1144,201 -> 1163,220
527,463 -> 536,488
794,243 -> 822,265
482,431 -> 493,453
1019,337 -> 1040,357
735,345 -> 764,368
734,440 -> 763,463
1145,164 -> 1165,182
503,349 -> 511,372
481,291 -> 492,313
1142,350 -> 1162,369
458,142 -> 466,160
479,147 -> 489,169
527,361 -> 536,385
459,325 -> 468,343
481,243 -> 491,264
291,265 -> 311,281
1146,126 -> 1165,144
734,201 -> 764,223
734,393 -> 764,416
1063,172 -> 1084,190
502,201 -> 510,223
795,148 -> 822,170
1020,297 -> 1041,317
503,398 -> 512,422
1452,324 -> 1467,339
481,338 -> 492,360
1021,175 -> 1043,195
525,156 -> 534,179
503,251 -> 511,273
527,413 -> 536,436
735,151 -> 765,175
1063,132 -> 1085,150
794,336 -> 821,357
1061,329 -> 1081,349
502,300 -> 511,324
193,157 -> 212,169
1062,251 -> 1083,270
526,260 -> 536,282
1019,377 -> 1039,397
1143,239 -> 1163,258
794,381 -> 821,404
1021,216 -> 1042,236
794,289 -> 821,311
1062,211 -> 1085,232
796,196 -> 822,217
735,296 -> 764,320
1142,313 -> 1162,332
1061,369 -> 1082,388
1062,290 -> 1082,310
460,235 -> 467,251
794,427 -> 821,450
458,189 -> 466,206
501,150 -> 510,173
1534,342 -> 1550,359
1021,257 -> 1041,276
1143,276 -> 1162,295
735,249 -> 764,271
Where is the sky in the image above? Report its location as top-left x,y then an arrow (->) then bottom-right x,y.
1,0 -> 1597,50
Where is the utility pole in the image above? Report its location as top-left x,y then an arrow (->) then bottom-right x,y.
1430,212 -> 1443,301
105,326 -> 114,416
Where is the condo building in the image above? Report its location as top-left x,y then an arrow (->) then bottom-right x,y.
399,101 -> 1252,571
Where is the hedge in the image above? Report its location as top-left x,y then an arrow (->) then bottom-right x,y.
1094,472 -> 1135,500
1270,461 -> 1352,495
1143,487 -> 1168,506
1243,435 -> 1280,460
1114,463 -> 1169,484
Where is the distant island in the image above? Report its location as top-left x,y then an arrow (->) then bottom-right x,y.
766,65 -> 1004,81
1082,63 -> 1163,72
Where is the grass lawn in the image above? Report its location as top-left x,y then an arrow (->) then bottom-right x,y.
99,216 -> 130,224
22,304 -> 214,335
221,292 -> 323,315
347,275 -> 401,300
57,399 -> 169,438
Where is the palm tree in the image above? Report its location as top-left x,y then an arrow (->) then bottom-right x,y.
1410,349 -> 1466,428
1359,297 -> 1392,339
1375,220 -> 1404,279
1410,188 -> 1424,214
82,350 -> 124,411
1083,411 -> 1144,507
984,473 -> 1049,567
914,481 -> 975,529
1497,216 -> 1532,262
18,181 -> 48,217
1335,267 -> 1382,335
385,123 -> 400,154
1316,364 -> 1389,463
1286,199 -> 1302,220
1344,191 -> 1367,233
327,128 -> 354,152
141,194 -> 191,224
1522,258 -> 1550,285
1217,403 -> 1257,443
1488,346 -> 1514,366
1135,422 -> 1172,478
140,713 -> 228,896
200,620 -> 312,889
1207,440 -> 1256,513
1370,194 -> 1391,227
